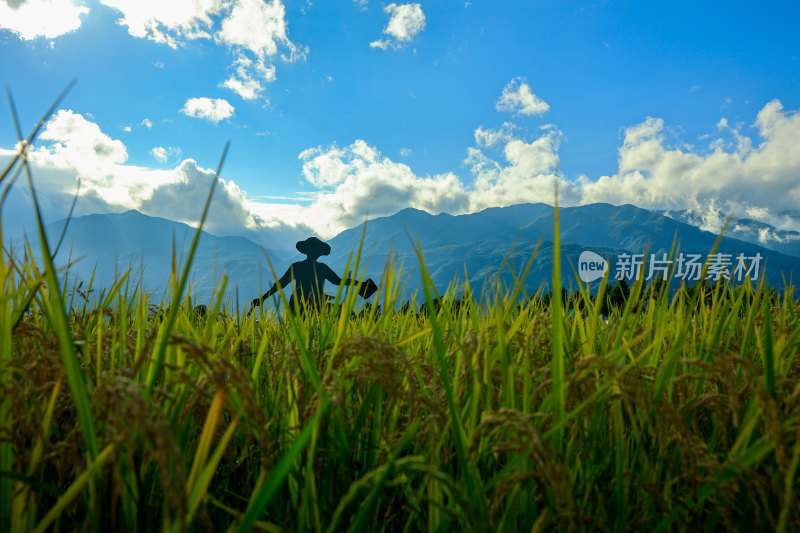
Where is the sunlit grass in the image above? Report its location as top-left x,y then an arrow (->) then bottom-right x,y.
2,88 -> 800,532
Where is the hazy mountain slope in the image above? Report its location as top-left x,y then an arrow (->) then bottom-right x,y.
325,203 -> 800,298
15,210 -> 288,304
328,204 -> 554,261
382,239 -> 625,300
14,205 -> 799,308
514,203 -> 779,257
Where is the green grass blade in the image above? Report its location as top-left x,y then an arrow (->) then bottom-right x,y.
550,187 -> 565,452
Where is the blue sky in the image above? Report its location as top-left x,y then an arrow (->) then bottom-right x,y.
1,0 -> 799,242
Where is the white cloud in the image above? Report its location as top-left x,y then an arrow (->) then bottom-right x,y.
573,100 -> 800,232
151,147 -> 168,162
14,111 -> 174,211
101,0 -> 303,58
0,0 -> 88,40
151,146 -> 180,163
461,99 -> 800,235
1,109 -> 276,236
221,76 -> 262,102
474,122 -> 517,148
180,97 -> 234,123
496,78 -> 550,116
370,3 -> 425,50
137,159 -> 263,234
5,99 -> 800,247
673,199 -> 728,234
100,0 -> 305,100
37,109 -> 128,169
141,118 -> 153,129
353,0 -> 367,9
465,127 -> 565,211
99,0 -> 222,47
399,147 -> 411,157
297,140 -> 469,234
756,227 -> 800,245
217,0 -> 305,61
221,54 -> 276,101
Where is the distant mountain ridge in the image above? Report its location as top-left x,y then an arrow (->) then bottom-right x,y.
325,203 -> 800,297
14,210 -> 289,304
12,204 -> 800,307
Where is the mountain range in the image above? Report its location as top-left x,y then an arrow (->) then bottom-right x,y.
325,203 -> 800,299
13,210 -> 290,305
11,203 -> 800,306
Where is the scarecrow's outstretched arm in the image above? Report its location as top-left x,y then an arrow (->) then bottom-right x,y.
326,268 -> 377,298
323,264 -> 358,286
328,273 -> 359,286
254,267 -> 293,306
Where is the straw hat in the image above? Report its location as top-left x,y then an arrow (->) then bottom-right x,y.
296,237 -> 331,257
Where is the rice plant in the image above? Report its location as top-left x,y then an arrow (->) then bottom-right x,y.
1,90 -> 799,532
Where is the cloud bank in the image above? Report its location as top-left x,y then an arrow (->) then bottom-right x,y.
2,1 -> 302,101
3,93 -> 800,244
294,98 -> 800,238
297,140 -> 469,231
1,109 -> 286,238
573,100 -> 800,234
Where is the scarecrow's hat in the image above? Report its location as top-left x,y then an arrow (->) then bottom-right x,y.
296,237 -> 331,257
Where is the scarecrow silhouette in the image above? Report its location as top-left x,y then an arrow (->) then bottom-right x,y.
251,237 -> 377,315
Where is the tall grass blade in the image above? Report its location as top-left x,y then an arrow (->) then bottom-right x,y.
8,85 -> 99,461
550,185 -> 565,452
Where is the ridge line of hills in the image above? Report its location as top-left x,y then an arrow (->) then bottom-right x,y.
12,203 -> 800,303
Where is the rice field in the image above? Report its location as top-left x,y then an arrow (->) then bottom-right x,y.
2,92 -> 800,532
